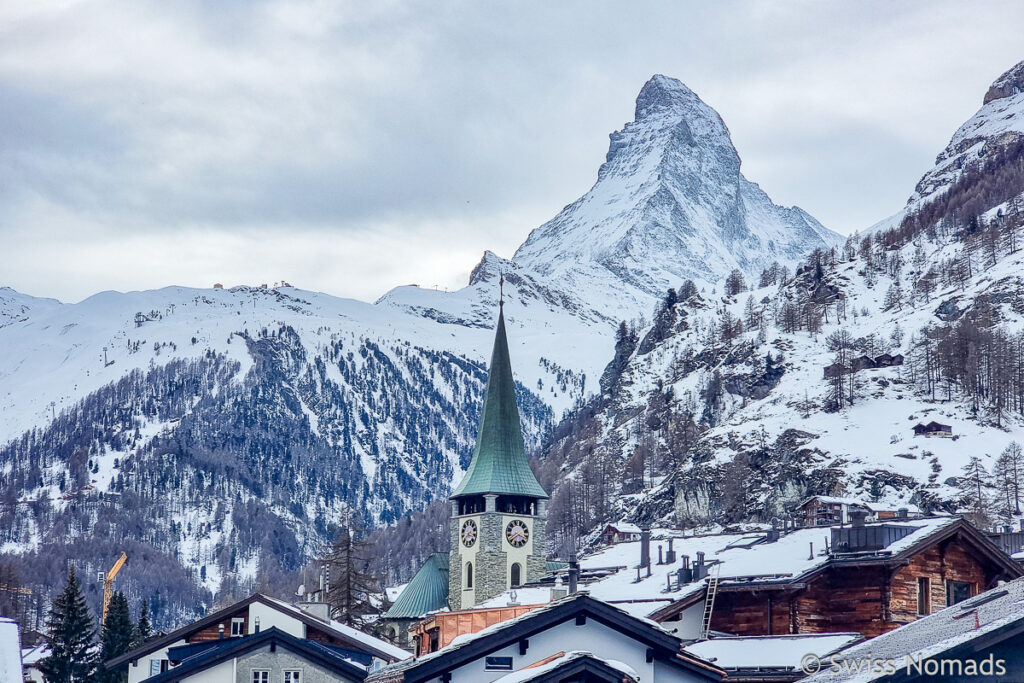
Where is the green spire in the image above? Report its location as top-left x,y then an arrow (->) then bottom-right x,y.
451,308 -> 548,499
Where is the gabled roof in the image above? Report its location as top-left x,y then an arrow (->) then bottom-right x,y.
367,593 -> 724,683
803,577 -> 1024,682
384,553 -> 450,619
604,517 -> 1021,622
450,309 -> 548,499
141,627 -> 367,683
106,593 -> 408,669
491,651 -> 639,683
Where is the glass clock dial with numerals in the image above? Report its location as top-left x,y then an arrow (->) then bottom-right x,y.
461,520 -> 478,547
505,519 -> 529,548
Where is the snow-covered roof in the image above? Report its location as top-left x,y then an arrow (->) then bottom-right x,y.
797,496 -> 919,513
605,521 -> 642,533
490,651 -> 639,683
368,594 -> 684,682
476,517 -> 979,615
21,643 -> 49,666
683,633 -> 862,670
0,618 -> 23,682
804,577 -> 1024,683
261,595 -> 411,661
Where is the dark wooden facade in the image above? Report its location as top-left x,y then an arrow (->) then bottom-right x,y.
653,521 -> 1020,641
708,537 -> 996,638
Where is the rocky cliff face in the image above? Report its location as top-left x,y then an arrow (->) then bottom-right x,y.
905,60 -> 1024,213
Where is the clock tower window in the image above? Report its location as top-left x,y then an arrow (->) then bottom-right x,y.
510,563 -> 521,588
466,562 -> 473,589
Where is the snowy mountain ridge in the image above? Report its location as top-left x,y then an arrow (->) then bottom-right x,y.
0,73 -> 837,615
530,61 -> 1024,554
512,74 -> 841,315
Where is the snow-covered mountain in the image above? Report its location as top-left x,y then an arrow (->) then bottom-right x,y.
876,60 -> 1024,232
533,61 -> 1024,555
0,74 -> 834,618
513,75 -> 840,314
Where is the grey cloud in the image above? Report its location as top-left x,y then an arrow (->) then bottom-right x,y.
1,0 -> 1023,301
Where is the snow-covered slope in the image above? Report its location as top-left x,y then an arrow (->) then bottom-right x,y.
532,62 -> 1024,552
512,75 -> 840,315
0,73 -> 834,616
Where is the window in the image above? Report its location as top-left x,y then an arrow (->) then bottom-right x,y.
946,580 -> 973,606
149,659 -> 162,676
510,563 -> 522,588
231,617 -> 245,636
283,671 -> 302,683
465,562 -> 473,589
252,672 -> 270,683
485,657 -> 514,671
917,577 -> 930,615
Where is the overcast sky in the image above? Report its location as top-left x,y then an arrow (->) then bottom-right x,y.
1,1 -> 1022,303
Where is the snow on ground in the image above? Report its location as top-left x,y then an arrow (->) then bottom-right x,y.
0,279 -> 613,446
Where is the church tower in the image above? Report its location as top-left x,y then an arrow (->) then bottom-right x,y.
449,299 -> 548,610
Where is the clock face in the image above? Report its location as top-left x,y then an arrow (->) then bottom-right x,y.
461,520 -> 478,548
506,519 -> 529,548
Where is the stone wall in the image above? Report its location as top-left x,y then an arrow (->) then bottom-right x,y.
236,645 -> 361,683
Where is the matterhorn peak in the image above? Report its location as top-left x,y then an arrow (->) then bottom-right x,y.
634,74 -> 699,119
512,74 -> 839,314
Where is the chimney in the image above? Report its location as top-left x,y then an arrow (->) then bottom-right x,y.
693,552 -> 707,581
765,529 -> 780,543
676,555 -> 693,585
896,507 -> 909,519
568,553 -> 579,595
666,538 -> 676,565
298,601 -> 331,621
640,526 -> 651,569
658,546 -> 664,565
850,509 -> 868,527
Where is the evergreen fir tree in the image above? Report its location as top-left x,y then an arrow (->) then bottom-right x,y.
96,591 -> 133,683
39,567 -> 97,683
133,599 -> 152,647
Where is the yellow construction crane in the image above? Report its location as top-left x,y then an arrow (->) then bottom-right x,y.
99,552 -> 128,623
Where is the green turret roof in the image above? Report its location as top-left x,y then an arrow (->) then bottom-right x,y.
450,309 -> 548,499
383,553 -> 449,619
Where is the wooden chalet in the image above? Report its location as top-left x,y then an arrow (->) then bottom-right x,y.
797,497 -> 916,527
823,354 -> 903,379
912,421 -> 953,437
598,522 -> 643,545
802,577 -> 1024,682
822,363 -> 849,379
651,517 -> 1021,640
852,355 -> 878,371
797,496 -> 873,526
874,353 -> 904,368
